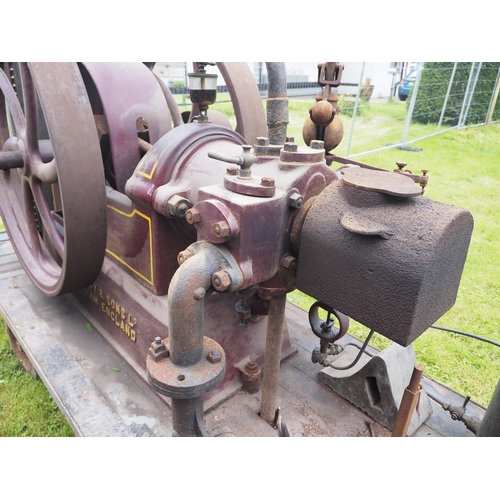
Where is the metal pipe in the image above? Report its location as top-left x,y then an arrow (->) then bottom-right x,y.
391,364 -> 424,437
401,62 -> 424,147
458,63 -> 481,129
265,62 -> 288,145
260,293 -> 287,424
165,241 -> 243,436
168,251 -> 215,366
171,397 -> 206,437
437,62 -> 458,132
168,242 -> 242,366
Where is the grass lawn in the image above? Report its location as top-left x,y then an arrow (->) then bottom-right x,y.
0,321 -> 74,436
0,97 -> 499,436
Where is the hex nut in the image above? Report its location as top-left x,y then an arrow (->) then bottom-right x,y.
261,177 -> 275,188
185,208 -> 201,224
148,338 -> 170,362
310,140 -> 325,150
212,270 -> 232,292
284,142 -> 298,152
288,192 -> 304,209
282,255 -> 297,271
213,221 -> 231,238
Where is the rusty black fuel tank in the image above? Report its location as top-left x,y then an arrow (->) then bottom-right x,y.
295,167 -> 474,347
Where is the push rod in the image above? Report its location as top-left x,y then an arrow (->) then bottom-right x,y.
260,294 -> 287,424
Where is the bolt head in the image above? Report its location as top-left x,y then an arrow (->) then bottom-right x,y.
177,249 -> 193,265
207,350 -> 222,364
212,270 -> 232,292
193,287 -> 206,300
167,195 -> 190,217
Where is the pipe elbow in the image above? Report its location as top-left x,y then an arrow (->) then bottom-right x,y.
168,242 -> 243,366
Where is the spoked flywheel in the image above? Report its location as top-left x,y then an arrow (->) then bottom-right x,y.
0,62 -> 107,297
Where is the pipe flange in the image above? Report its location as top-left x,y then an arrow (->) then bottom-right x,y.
147,336 -> 226,399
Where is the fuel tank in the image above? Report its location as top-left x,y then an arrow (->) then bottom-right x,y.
295,167 -> 474,346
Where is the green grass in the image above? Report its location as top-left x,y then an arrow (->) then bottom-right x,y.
0,321 -> 74,436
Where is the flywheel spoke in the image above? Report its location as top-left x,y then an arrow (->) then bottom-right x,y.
0,65 -> 25,139
20,63 -> 39,156
0,62 -> 107,297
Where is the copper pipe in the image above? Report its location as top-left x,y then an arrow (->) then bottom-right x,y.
391,363 -> 424,437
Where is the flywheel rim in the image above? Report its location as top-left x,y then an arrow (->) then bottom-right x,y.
0,62 -> 107,297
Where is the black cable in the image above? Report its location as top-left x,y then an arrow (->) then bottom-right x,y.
431,324 -> 500,348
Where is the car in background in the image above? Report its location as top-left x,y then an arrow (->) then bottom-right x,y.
398,69 -> 417,101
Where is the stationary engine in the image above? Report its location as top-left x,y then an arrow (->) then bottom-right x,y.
0,62 -> 474,436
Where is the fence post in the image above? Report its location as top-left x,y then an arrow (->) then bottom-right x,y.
437,62 -> 458,132
345,62 -> 365,158
486,65 -> 500,125
401,62 -> 424,148
458,62 -> 481,128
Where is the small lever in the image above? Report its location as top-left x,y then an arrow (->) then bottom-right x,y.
208,145 -> 255,178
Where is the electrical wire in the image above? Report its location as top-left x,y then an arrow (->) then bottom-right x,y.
431,324 -> 500,348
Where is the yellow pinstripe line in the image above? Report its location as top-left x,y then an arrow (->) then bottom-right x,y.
135,143 -> 170,179
106,204 -> 154,285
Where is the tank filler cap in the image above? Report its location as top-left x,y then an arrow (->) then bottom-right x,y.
341,168 -> 422,198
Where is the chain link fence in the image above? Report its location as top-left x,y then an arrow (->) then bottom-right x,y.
154,62 -> 500,159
